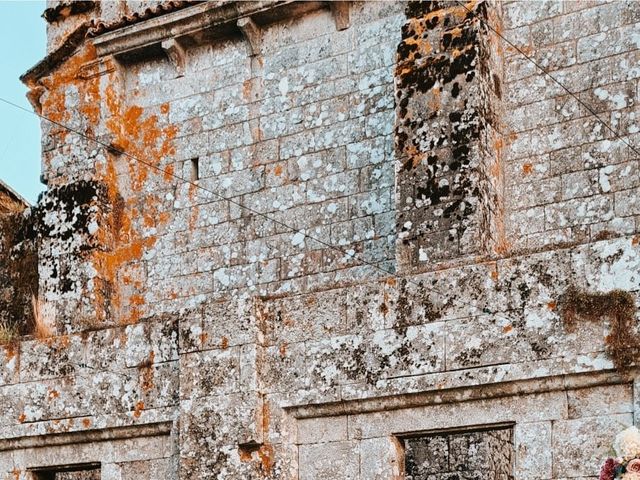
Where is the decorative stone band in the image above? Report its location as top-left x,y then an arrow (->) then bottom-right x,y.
91,1 -> 350,60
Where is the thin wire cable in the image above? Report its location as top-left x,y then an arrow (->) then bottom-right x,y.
0,96 -> 506,321
455,0 -> 640,158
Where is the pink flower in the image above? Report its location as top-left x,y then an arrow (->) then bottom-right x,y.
600,458 -> 617,480
628,459 -> 640,473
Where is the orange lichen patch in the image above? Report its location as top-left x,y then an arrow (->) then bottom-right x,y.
129,294 -> 145,307
220,336 -> 229,349
44,334 -> 71,349
258,444 -> 275,473
3,343 -> 17,361
82,418 -> 91,428
410,0 -> 479,28
632,235 -> 639,246
547,301 -> 557,310
163,163 -> 175,182
199,332 -> 209,345
273,164 -> 283,176
133,400 -> 145,418
427,88 -> 441,111
47,389 -> 60,400
502,324 -> 512,334
490,270 -> 499,281
11,468 -> 20,480
522,163 -> 533,175
386,278 -> 397,287
140,365 -> 154,392
89,86 -> 176,324
18,413 -> 26,423
35,43 -> 100,143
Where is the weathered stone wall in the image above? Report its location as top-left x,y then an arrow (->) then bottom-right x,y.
0,209 -> 38,337
2,0 -> 640,478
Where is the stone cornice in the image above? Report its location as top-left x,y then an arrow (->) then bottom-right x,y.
20,0 -> 336,84
92,0 -> 326,59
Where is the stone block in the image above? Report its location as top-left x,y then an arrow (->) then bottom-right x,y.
298,441 -> 359,480
553,414 -> 633,477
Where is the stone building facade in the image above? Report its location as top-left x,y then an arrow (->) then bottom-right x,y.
0,0 -> 639,478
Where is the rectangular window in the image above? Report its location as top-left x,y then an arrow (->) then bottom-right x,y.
401,425 -> 514,480
31,463 -> 100,480
190,157 -> 199,181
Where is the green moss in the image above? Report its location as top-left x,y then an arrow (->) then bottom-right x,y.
560,286 -> 638,371
0,320 -> 20,345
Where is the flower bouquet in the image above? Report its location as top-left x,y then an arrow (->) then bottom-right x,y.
601,427 -> 640,480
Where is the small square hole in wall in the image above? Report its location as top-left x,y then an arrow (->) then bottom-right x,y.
399,424 -> 514,480
190,157 -> 200,182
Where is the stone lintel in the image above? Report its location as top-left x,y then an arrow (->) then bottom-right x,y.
284,368 -> 633,419
0,421 -> 173,452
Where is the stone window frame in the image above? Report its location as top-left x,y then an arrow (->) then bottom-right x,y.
393,421 -> 516,478
28,462 -> 101,480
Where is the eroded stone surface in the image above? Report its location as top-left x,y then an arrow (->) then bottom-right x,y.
1,0 -> 640,478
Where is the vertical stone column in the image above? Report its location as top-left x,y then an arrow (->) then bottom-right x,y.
394,0 -> 504,270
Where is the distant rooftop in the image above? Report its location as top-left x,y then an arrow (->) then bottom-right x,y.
0,178 -> 29,214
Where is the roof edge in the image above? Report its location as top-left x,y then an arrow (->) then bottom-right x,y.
0,179 -> 30,212
20,22 -> 90,85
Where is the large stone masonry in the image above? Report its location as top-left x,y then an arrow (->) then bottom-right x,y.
395,0 -> 505,269
0,0 -> 639,479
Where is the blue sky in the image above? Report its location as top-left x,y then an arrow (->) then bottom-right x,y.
0,0 -> 45,203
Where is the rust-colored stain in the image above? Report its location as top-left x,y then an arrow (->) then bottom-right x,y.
11,468 -> 20,480
220,336 -> 229,349
47,389 -> 60,400
242,79 -> 253,101
273,164 -> 283,176
82,418 -> 91,428
547,301 -> 557,310
258,444 -> 275,473
133,400 -> 145,418
502,324 -> 512,334
199,332 -> 209,346
278,342 -> 287,358
262,398 -> 270,434
632,235 -> 640,246
18,413 -> 26,423
490,270 -> 499,281
140,351 -> 155,392
3,343 -> 17,361
379,301 -> 389,316
238,446 -> 253,462
522,163 -> 533,175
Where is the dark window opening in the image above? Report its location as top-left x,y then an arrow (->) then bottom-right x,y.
30,463 -> 101,480
190,157 -> 199,181
400,424 -> 514,480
